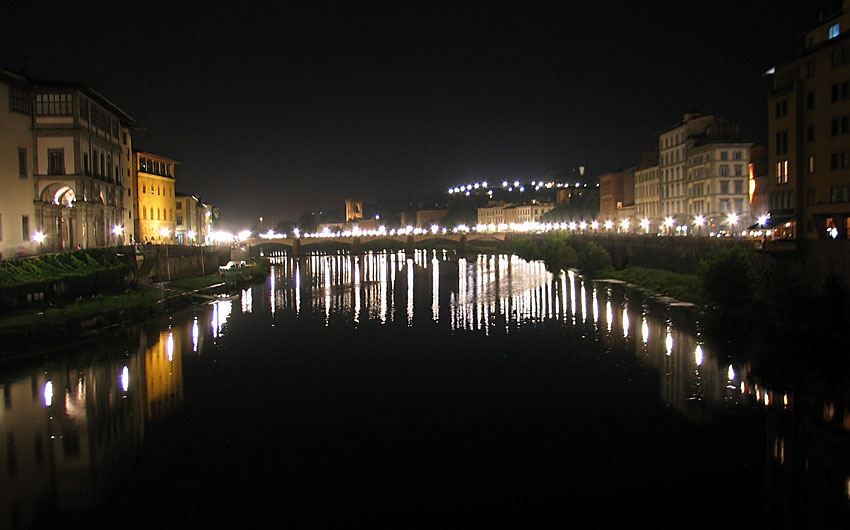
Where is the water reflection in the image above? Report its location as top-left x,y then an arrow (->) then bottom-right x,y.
0,250 -> 848,526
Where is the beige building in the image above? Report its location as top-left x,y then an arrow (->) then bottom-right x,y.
477,203 -> 505,225
658,114 -> 740,226
686,143 -> 753,233
503,202 -> 555,224
120,127 -> 136,243
30,80 -> 135,252
134,151 -> 178,244
0,69 -> 37,258
634,164 -> 660,227
768,0 -> 850,239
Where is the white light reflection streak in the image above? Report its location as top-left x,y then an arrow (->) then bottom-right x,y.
295,261 -> 301,316
192,317 -> 199,352
269,268 -> 276,316
432,256 -> 440,322
166,332 -> 174,361
43,381 -> 53,407
121,366 -> 129,392
241,288 -> 253,313
622,307 -> 629,337
407,258 -> 414,326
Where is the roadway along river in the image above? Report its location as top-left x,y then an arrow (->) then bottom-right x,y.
0,250 -> 847,528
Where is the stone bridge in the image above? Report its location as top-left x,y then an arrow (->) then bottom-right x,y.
245,231 -> 511,256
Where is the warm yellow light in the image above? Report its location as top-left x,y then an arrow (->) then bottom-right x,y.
159,227 -> 170,237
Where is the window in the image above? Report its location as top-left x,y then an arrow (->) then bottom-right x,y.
734,180 -> 743,194
176,202 -> 182,210
830,23 -> 840,39
808,125 -> 815,142
143,207 -> 146,219
734,164 -> 743,176
809,155 -> 816,173
47,149 -> 64,175
808,187 -> 816,205
775,100 -> 788,117
721,151 -> 729,161
808,92 -> 815,110
18,148 -> 26,178
720,165 -> 730,177
733,151 -> 742,160
777,160 -> 790,183
177,214 -> 183,225
833,83 -> 840,102
776,131 -> 788,155
734,198 -> 744,213
807,59 -> 816,78
721,181 -> 730,194
720,199 -> 730,213
79,97 -> 89,120
21,216 -> 29,241
35,93 -> 72,116
9,86 -> 30,114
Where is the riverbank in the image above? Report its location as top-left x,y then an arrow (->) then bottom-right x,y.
0,259 -> 270,362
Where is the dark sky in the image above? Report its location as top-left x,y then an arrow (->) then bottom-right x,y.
0,1 -> 840,229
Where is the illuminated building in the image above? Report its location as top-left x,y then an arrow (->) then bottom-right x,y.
120,126 -> 136,243
0,68 -> 38,257
685,142 -> 753,233
133,150 -> 178,244
31,79 -> 136,251
634,164 -> 660,225
0,68 -> 137,254
175,192 -> 205,245
768,0 -> 850,239
477,203 -> 505,225
345,198 -> 363,222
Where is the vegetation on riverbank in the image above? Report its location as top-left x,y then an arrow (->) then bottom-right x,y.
0,258 -> 271,360
0,247 -> 134,287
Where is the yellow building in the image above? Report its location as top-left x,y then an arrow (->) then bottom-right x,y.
134,151 -> 178,244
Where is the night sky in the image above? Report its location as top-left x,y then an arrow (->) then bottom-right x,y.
0,1 -> 840,229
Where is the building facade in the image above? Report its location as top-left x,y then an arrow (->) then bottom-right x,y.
0,70 -> 37,258
634,164 -> 660,227
686,143 -> 753,234
32,82 -> 135,251
768,0 -> 850,239
0,68 -> 137,255
134,151 -> 178,244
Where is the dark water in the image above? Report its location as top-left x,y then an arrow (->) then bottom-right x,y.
1,250 -> 848,528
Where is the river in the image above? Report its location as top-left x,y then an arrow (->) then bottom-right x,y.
0,250 -> 847,528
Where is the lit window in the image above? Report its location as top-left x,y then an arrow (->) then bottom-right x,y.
830,23 -> 840,39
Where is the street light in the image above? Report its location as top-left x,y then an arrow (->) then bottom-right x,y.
727,213 -> 739,237
640,218 -> 650,234
32,231 -> 45,254
664,216 -> 675,236
694,215 -> 705,237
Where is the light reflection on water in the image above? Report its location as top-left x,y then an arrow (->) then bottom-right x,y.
0,250 -> 847,526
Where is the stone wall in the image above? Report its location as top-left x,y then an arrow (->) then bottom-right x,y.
151,245 -> 231,282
